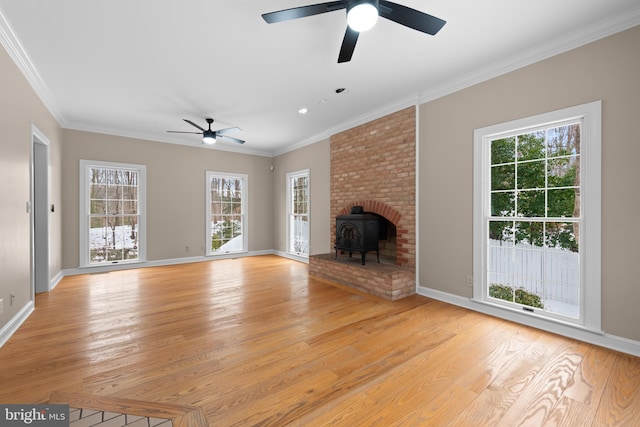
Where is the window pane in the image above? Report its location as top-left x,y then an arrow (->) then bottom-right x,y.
514,248 -> 543,281
548,188 -> 578,218
90,168 -> 106,185
514,278 -> 544,309
107,184 -> 122,200
547,124 -> 580,158
548,156 -> 578,188
491,164 -> 515,191
488,220 -> 513,242
517,190 -> 545,217
545,222 -> 579,252
491,137 -> 515,165
491,192 -> 515,217
90,200 -> 106,214
107,200 -> 122,215
122,200 -> 137,215
515,221 -> 544,247
517,131 -> 546,161
91,183 -> 106,199
517,160 -> 545,189
489,278 -> 515,304
488,247 -> 513,275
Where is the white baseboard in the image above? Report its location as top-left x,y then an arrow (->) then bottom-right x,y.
50,270 -> 64,290
417,285 -> 640,357
0,301 -> 34,348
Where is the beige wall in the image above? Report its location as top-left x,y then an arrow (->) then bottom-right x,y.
272,138 -> 331,256
419,25 -> 640,340
0,43 -> 62,331
62,130 -> 274,268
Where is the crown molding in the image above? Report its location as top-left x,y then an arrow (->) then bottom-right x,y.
0,7 -> 65,125
418,5 -> 640,105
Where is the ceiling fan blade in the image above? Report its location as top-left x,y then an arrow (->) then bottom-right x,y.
167,131 -> 202,134
215,127 -> 241,136
262,1 -> 345,23
338,26 -> 359,63
183,119 -> 205,131
378,0 -> 446,35
218,135 -> 245,145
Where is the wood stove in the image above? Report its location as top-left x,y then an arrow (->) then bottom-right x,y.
335,208 -> 380,265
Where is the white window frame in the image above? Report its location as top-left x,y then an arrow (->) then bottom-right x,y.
473,101 -> 601,332
286,169 -> 310,258
79,160 -> 147,268
205,171 -> 248,256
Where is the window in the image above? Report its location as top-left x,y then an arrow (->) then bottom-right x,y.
473,101 -> 601,330
79,160 -> 146,267
206,172 -> 247,255
287,170 -> 310,257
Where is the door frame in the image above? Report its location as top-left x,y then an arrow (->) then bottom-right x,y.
30,123 -> 50,295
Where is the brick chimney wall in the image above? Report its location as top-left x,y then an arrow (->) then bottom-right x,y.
330,106 -> 416,267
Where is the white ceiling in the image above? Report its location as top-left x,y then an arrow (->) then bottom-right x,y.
1,1 -> 639,156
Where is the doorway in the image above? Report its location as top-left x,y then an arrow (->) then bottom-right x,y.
31,124 -> 50,294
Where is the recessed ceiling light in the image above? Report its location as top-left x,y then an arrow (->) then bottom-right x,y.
298,107 -> 309,115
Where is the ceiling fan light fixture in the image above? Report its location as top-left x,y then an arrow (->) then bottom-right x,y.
347,0 -> 379,32
202,130 -> 216,144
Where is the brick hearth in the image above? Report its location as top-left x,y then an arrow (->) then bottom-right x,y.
309,254 -> 415,301
309,106 -> 416,300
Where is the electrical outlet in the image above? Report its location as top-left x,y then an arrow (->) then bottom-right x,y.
185,246 -> 190,253
466,275 -> 473,288
0,298 -> 3,314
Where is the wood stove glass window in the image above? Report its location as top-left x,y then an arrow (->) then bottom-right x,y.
206,172 -> 247,255
287,170 -> 309,257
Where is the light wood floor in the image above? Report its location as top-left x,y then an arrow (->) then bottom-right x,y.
1,255 -> 639,426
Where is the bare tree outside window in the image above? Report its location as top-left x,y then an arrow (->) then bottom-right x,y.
88,166 -> 140,263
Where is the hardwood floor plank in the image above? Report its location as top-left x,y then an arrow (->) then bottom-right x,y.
0,255 -> 638,426
438,323 -> 571,426
593,353 -> 640,426
495,339 -> 588,426
545,343 -> 618,426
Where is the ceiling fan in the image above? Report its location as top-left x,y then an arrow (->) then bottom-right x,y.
262,0 -> 446,63
167,118 -> 245,145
